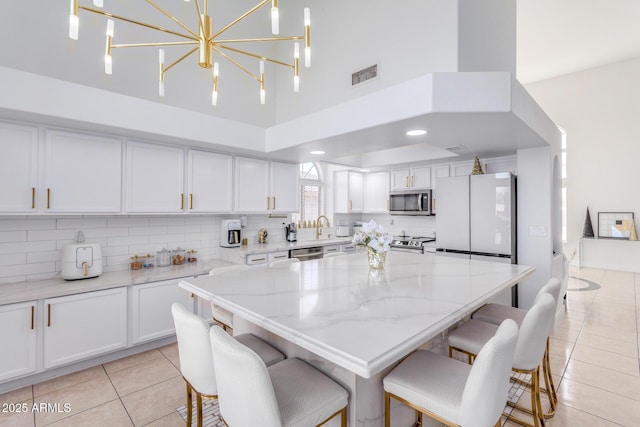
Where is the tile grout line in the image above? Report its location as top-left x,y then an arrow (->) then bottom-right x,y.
100,364 -> 136,427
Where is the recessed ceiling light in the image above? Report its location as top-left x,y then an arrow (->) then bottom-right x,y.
359,169 -> 370,172
310,150 -> 325,155
406,129 -> 427,136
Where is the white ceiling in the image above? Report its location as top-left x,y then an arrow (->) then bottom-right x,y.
1,1 -> 639,167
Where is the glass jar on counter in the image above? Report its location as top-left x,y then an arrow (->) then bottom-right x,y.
143,254 -> 155,268
172,249 -> 186,265
130,255 -> 143,270
156,249 -> 171,267
186,249 -> 198,263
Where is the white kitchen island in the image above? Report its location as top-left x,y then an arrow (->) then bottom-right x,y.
179,252 -> 534,426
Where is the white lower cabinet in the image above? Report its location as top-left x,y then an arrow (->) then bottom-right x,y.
131,279 -> 193,344
0,301 -> 37,382
43,288 -> 128,369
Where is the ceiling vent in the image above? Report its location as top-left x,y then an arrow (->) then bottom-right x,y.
443,145 -> 466,153
352,64 -> 378,86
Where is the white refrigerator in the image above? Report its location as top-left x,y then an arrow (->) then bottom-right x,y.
436,172 -> 517,306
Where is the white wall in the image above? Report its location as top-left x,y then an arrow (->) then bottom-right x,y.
526,57 -> 640,264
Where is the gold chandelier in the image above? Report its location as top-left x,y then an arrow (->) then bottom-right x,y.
67,0 -> 311,105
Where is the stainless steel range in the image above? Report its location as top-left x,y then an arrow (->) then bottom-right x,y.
390,236 -> 436,254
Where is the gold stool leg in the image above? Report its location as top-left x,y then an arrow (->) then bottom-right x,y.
384,392 -> 391,427
185,383 -> 193,427
196,393 -> 203,427
542,339 -> 558,418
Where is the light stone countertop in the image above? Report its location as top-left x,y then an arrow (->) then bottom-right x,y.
180,251 -> 534,378
0,259 -> 235,306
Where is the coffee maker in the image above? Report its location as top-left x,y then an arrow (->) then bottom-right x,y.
284,223 -> 297,242
221,219 -> 242,247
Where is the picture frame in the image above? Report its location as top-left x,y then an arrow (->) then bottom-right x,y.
597,212 -> 635,239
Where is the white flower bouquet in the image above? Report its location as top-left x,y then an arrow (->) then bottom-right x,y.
351,220 -> 393,253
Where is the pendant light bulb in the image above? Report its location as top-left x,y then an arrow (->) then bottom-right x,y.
271,0 -> 279,34
211,62 -> 219,106
104,19 -> 114,75
304,8 -> 311,67
158,49 -> 165,97
293,43 -> 300,92
68,0 -> 79,40
259,60 -> 265,105
93,0 -> 103,7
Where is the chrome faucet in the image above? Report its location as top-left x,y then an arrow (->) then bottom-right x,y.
315,215 -> 330,239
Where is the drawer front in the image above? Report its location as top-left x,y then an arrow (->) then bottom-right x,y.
268,251 -> 289,262
246,253 -> 269,265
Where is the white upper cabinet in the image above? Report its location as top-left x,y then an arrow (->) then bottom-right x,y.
364,172 -> 389,213
187,150 -> 233,213
235,157 -> 299,213
450,161 -> 474,177
235,157 -> 270,213
44,130 -> 122,213
270,161 -> 299,213
430,164 -> 450,214
126,141 -> 185,213
0,122 -> 38,213
334,171 -> 363,213
390,166 -> 431,190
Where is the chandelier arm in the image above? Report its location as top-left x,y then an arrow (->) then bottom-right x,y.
112,41 -> 199,49
217,45 -> 293,69
215,36 -> 304,44
163,46 -> 200,74
80,5 -> 198,41
210,0 -> 271,41
212,46 -> 262,83
145,0 -> 199,39
193,0 -> 206,41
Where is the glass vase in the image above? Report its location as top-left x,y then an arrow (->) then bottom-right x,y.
367,247 -> 386,269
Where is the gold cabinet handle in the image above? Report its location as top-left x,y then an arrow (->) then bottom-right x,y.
405,176 -> 408,187
180,193 -> 184,210
31,306 -> 35,330
412,175 -> 415,186
266,196 -> 270,210
47,188 -> 51,209
47,303 -> 51,327
433,198 -> 436,210
31,188 -> 35,209
189,193 -> 193,210
273,197 -> 276,210
349,200 -> 352,211
387,199 -> 389,210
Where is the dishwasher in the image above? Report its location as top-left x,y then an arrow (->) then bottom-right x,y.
289,246 -> 324,261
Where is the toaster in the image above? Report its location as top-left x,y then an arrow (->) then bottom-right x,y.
61,242 -> 103,280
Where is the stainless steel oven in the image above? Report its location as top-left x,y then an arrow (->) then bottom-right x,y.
389,190 -> 432,215
289,246 -> 323,261
390,236 -> 436,254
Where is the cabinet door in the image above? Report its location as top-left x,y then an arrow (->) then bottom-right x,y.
126,142 -> 185,213
430,165 -> 450,214
187,150 -> 232,213
411,166 -> 431,189
235,157 -> 269,213
0,122 -> 38,213
390,169 -> 410,191
364,172 -> 389,213
131,279 -> 192,344
333,170 -> 349,213
44,288 -> 127,369
451,161 -> 474,177
0,302 -> 37,381
44,130 -> 122,212
348,172 -> 364,212
270,161 -> 299,213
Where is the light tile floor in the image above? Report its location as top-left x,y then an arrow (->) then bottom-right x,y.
1,266 -> 638,426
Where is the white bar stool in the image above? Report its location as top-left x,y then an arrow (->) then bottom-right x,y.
472,278 -> 561,417
383,319 -> 518,427
449,293 -> 556,427
171,303 -> 285,427
268,258 -> 301,267
209,325 -> 349,427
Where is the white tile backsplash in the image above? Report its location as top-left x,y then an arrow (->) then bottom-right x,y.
0,214 -> 294,284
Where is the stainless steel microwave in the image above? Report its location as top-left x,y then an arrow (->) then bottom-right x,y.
389,190 -> 432,215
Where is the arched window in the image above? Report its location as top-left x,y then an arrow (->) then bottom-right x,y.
294,162 -> 323,226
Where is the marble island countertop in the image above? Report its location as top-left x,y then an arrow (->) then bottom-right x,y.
180,252 -> 534,378
0,259 -> 235,306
